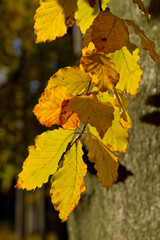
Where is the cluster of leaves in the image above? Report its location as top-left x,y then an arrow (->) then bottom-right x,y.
16,0 -> 160,221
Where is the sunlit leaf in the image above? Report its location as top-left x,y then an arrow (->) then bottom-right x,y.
81,43 -> 119,92
34,0 -> 78,43
46,66 -> 91,95
16,129 -> 75,190
75,0 -> 110,34
69,94 -> 114,138
33,86 -> 72,127
85,132 -> 118,190
92,9 -> 129,53
125,19 -> 160,64
50,141 -> 87,222
108,46 -> 143,96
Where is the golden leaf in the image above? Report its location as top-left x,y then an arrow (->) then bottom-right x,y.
33,86 -> 71,127
85,132 -> 118,190
92,9 -> 129,54
46,66 -> 91,95
50,141 -> 87,222
16,129 -> 75,190
69,94 -> 114,138
75,0 -> 110,34
34,0 -> 78,43
125,19 -> 160,64
108,47 -> 143,96
81,43 -> 119,92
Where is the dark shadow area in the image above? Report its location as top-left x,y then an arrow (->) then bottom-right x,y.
149,0 -> 160,19
140,111 -> 160,126
146,94 -> 160,108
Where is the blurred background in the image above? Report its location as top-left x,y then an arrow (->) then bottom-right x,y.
0,1 -> 80,239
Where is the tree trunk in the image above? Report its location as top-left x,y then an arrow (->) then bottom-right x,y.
68,0 -> 160,239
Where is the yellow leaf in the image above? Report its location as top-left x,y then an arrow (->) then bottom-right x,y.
50,141 -> 87,222
33,87 -> 76,128
125,19 -> 160,64
89,105 -> 129,153
75,0 -> 110,34
81,43 -> 119,92
113,89 -> 132,129
69,94 -> 114,138
46,66 -> 91,95
108,47 -> 143,96
85,132 -> 118,190
92,9 -> 129,54
16,129 -> 75,190
34,0 -> 78,43
132,0 -> 151,24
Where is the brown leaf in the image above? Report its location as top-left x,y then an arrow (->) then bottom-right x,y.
92,9 -> 129,54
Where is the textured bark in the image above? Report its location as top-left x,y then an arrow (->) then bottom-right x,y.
68,0 -> 160,239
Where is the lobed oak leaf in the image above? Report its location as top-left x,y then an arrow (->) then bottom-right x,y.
33,86 -> 72,127
81,43 -> 119,92
69,94 -> 114,138
16,129 -> 75,190
92,9 -> 129,54
85,132 -> 118,190
75,0 -> 110,34
132,0 -> 151,24
46,66 -> 91,96
125,19 -> 160,64
34,0 -> 78,43
108,47 -> 143,96
50,141 -> 87,222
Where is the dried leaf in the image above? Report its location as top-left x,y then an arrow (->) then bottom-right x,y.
132,0 -> 151,24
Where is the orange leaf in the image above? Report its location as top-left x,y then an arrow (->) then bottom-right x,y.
33,86 -> 72,127
81,43 -> 119,91
92,9 -> 129,54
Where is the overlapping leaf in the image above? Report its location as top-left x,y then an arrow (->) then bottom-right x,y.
85,132 -> 118,190
125,20 -> 160,64
108,46 -> 143,96
69,94 -> 114,138
75,0 -> 110,34
16,129 -> 75,190
50,141 -> 87,222
33,86 -> 79,129
114,89 -> 132,129
92,9 -> 129,53
34,0 -> 78,43
81,43 -> 119,91
132,0 -> 151,24
46,66 -> 91,95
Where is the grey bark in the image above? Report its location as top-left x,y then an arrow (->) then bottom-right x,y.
68,1 -> 160,239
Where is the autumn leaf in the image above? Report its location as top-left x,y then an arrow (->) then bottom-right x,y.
33,86 -> 72,127
132,0 -> 151,24
34,0 -> 78,43
125,19 -> 160,64
108,46 -> 143,96
75,0 -> 110,34
114,89 -> 132,129
85,132 -> 118,190
46,66 -> 91,96
69,94 -> 114,138
92,9 -> 129,54
50,141 -> 87,222
16,129 -> 75,190
81,43 -> 119,92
